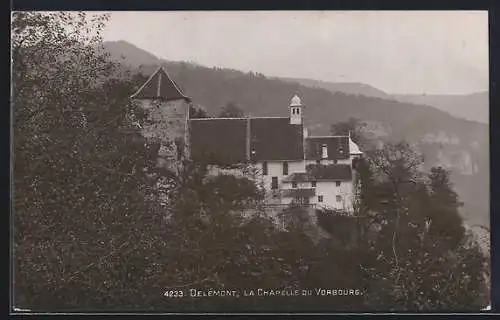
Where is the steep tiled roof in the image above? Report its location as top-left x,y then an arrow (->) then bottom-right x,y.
250,118 -> 303,161
130,66 -> 190,101
282,172 -> 309,183
282,164 -> 352,182
189,117 -> 304,164
306,163 -> 352,180
305,136 -> 350,160
189,118 -> 247,165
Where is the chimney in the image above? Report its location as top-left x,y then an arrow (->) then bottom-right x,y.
303,127 -> 309,138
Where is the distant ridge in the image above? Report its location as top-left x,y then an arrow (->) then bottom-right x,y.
276,76 -> 391,99
275,76 -> 488,124
101,40 -> 488,124
392,91 -> 488,124
102,40 -> 163,67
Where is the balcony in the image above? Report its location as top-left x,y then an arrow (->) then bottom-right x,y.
281,188 -> 316,198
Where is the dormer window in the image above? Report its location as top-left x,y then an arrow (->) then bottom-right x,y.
321,144 -> 328,159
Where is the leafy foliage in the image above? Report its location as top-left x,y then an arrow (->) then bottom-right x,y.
351,142 -> 489,311
331,117 -> 365,143
189,104 -> 210,118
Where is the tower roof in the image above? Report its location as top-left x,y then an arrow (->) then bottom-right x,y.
130,66 -> 190,101
290,94 -> 303,107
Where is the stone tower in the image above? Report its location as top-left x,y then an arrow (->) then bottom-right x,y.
130,66 -> 191,173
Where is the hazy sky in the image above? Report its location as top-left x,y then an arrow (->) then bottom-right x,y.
102,11 -> 488,95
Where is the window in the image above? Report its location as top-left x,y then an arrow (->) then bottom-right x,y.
336,195 -> 342,203
336,181 -> 341,187
311,181 -> 317,188
333,160 -> 338,164
292,182 -> 297,188
283,162 -> 288,175
316,160 -> 321,164
271,177 -> 278,190
262,161 -> 268,175
318,195 -> 324,203
296,108 -> 300,115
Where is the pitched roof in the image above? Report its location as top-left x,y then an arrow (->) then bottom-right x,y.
305,136 -> 350,160
349,137 -> 363,155
189,118 -> 248,165
282,164 -> 352,182
130,66 -> 190,101
282,172 -> 310,183
188,117 -> 304,164
250,117 -> 303,161
306,163 -> 352,180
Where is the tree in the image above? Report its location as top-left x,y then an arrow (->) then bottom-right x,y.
331,117 -> 368,148
218,102 -> 244,118
189,104 -> 209,118
12,11 -> 174,310
355,142 -> 489,311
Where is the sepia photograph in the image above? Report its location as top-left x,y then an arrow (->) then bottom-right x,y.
11,10 -> 490,313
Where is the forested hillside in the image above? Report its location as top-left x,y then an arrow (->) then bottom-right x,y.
103,41 -> 488,228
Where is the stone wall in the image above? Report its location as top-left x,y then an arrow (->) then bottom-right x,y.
137,98 -> 190,172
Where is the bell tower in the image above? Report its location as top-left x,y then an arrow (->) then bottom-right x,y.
289,94 -> 304,125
